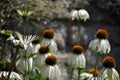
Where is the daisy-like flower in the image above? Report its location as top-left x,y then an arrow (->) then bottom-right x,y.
41,29 -> 58,53
80,68 -> 99,80
98,56 -> 119,80
68,45 -> 86,68
41,55 -> 61,80
89,29 -> 111,54
0,30 -> 14,41
70,5 -> 90,21
34,45 -> 51,72
15,31 -> 38,50
0,71 -> 22,80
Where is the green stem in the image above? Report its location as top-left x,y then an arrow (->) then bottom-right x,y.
70,68 -> 74,80
77,68 -> 81,80
7,46 -> 19,80
24,50 -> 28,80
23,19 -> 27,35
94,53 -> 99,80
1,41 -> 7,60
77,17 -> 80,45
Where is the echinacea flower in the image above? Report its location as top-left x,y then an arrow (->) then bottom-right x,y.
98,56 -> 119,80
15,31 -> 38,50
68,45 -> 86,68
89,29 -> 111,54
70,5 -> 89,21
41,55 -> 61,80
80,68 -> 99,80
0,71 -> 22,80
41,29 -> 58,53
34,45 -> 51,72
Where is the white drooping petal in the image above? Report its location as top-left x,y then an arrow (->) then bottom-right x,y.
34,53 -> 51,72
16,58 -> 33,73
0,71 -> 22,80
71,10 -> 79,20
98,68 -> 119,80
79,9 -> 90,21
41,39 -> 58,53
41,65 -> 61,80
89,39 -> 111,54
32,44 -> 40,53
68,53 -> 86,68
70,9 -> 89,21
80,72 -> 93,80
49,40 -> 58,53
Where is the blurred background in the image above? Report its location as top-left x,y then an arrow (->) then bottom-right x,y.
0,0 -> 120,78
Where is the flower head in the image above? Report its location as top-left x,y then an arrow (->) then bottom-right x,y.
89,29 -> 111,54
72,45 -> 84,54
103,56 -> 116,68
15,31 -> 38,50
32,36 -> 42,44
89,68 -> 99,76
96,29 -> 108,39
70,7 -> 89,21
41,55 -> 61,80
45,55 -> 57,66
39,46 -> 50,54
43,29 -> 54,39
74,5 -> 83,10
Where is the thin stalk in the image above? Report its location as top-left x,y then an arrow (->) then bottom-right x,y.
24,50 -> 28,80
94,53 -> 99,80
77,11 -> 80,45
77,18 -> 80,45
77,68 -> 81,80
69,68 -> 74,80
1,41 -> 7,60
23,19 -> 27,35
7,46 -> 19,80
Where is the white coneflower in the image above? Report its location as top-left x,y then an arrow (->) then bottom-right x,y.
15,31 -> 38,50
98,56 -> 119,80
34,45 -> 51,72
41,55 -> 61,80
68,45 -> 86,68
80,68 -> 99,80
0,71 -> 22,80
41,29 -> 58,53
89,29 -> 111,54
70,5 -> 89,21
